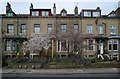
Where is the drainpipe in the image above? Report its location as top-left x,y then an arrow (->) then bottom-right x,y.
17,15 -> 19,55
0,15 -> 3,67
102,22 -> 106,37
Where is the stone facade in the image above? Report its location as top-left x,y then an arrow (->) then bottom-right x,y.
1,3 -> 120,61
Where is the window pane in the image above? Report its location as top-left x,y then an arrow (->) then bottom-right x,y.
87,25 -> 92,34
113,44 -> 117,50
42,11 -> 45,16
61,40 -> 66,51
113,40 -> 118,50
84,11 -> 91,17
6,40 -> 11,51
7,24 -> 14,33
21,24 -> 26,33
46,12 -> 49,16
48,24 -> 52,33
99,25 -> 103,34
109,40 -> 112,50
12,40 -> 16,51
89,40 -> 94,50
32,12 -> 35,16
61,25 -> 66,33
34,24 -> 40,33
8,13 -> 13,16
93,12 -> 100,17
110,25 -> 116,34
74,25 -> 78,33
36,11 -> 39,16
74,25 -> 78,29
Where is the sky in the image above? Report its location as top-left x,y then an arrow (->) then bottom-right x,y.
0,0 -> 120,15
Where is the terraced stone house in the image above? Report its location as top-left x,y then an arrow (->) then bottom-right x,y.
1,3 -> 120,61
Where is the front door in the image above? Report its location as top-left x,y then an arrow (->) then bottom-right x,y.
21,43 -> 24,55
100,43 -> 103,54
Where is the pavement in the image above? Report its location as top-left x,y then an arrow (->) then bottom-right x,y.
2,68 -> 120,75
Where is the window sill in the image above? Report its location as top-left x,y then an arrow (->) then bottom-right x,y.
57,51 -> 68,52
108,50 -> 118,52
34,33 -> 40,35
6,33 -> 15,35
110,34 -> 117,36
4,51 -> 13,52
19,33 -> 26,35
98,33 -> 104,35
87,33 -> 93,35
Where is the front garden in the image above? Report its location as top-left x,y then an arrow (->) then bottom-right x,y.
3,56 -> 120,69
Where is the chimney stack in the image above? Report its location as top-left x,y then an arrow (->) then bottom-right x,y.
74,6 -> 78,15
6,2 -> 11,13
30,3 -> 33,9
53,3 -> 56,16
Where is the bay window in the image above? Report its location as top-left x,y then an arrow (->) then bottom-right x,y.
108,40 -> 118,51
113,40 -> 118,51
108,40 -> 112,51
57,40 -> 67,52
6,40 -> 11,51
89,40 -> 94,51
12,40 -> 16,51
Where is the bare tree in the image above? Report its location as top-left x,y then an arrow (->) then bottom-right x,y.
23,33 -> 53,57
56,31 -> 95,63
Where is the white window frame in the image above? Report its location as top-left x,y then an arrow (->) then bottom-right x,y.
87,24 -> 93,34
12,40 -> 16,51
61,12 -> 66,16
42,11 -> 49,16
93,12 -> 100,17
6,40 -> 11,51
48,24 -> 52,33
99,25 -> 103,34
7,13 -> 13,16
61,25 -> 66,33
32,11 -> 39,16
113,40 -> 118,51
21,24 -> 26,34
57,40 -> 68,52
32,11 -> 35,16
7,24 -> 14,34
110,25 -> 116,34
108,40 -> 112,51
74,25 -> 78,33
85,39 -> 95,51
84,11 -> 91,17
34,24 -> 40,34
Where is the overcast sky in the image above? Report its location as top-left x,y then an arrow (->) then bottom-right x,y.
0,0 -> 120,15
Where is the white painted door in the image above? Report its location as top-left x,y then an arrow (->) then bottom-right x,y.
100,43 -> 103,54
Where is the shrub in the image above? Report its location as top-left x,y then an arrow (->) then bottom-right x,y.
16,54 -> 24,58
91,58 -> 103,63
